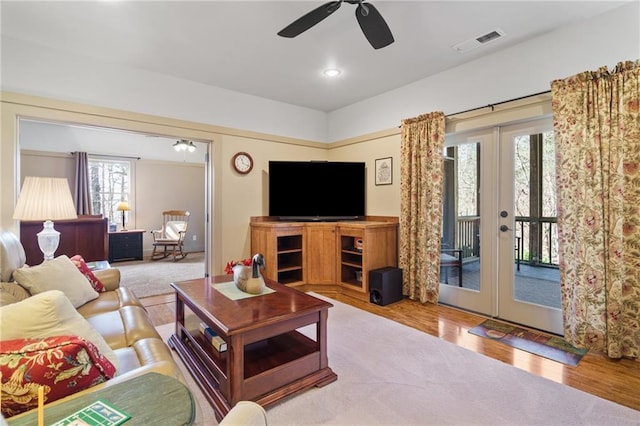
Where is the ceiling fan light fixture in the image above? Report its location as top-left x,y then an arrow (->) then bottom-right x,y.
173,139 -> 196,153
323,68 -> 341,77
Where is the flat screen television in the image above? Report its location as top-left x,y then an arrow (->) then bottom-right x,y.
269,161 -> 365,221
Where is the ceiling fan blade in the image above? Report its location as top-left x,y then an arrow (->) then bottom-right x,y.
278,1 -> 343,38
355,2 -> 394,49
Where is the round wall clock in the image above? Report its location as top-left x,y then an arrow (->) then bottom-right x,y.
232,152 -> 253,174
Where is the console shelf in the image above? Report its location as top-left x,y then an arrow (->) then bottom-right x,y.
251,222 -> 306,285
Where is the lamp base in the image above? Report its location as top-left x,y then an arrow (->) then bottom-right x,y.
37,220 -> 60,261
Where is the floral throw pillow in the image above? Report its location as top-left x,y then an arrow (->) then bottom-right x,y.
70,255 -> 105,292
0,335 -> 117,418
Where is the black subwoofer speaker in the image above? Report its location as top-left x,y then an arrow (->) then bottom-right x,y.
369,267 -> 403,306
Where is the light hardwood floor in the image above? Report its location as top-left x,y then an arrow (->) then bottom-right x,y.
142,291 -> 640,412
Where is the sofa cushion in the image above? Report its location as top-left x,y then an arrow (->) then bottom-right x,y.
0,335 -> 117,418
114,338 -> 182,378
0,281 -> 30,307
76,287 -> 144,318
70,255 -> 106,292
0,290 -> 118,370
12,255 -> 99,308
85,306 -> 161,350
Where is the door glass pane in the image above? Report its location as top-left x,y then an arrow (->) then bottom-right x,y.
512,132 -> 560,308
542,131 -> 557,218
440,143 -> 480,289
514,135 -> 530,218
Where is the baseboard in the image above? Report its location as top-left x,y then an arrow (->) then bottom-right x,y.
296,284 -> 369,302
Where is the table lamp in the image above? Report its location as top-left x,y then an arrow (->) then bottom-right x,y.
13,176 -> 78,261
116,201 -> 130,231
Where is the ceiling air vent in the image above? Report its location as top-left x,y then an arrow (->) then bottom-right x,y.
452,28 -> 506,53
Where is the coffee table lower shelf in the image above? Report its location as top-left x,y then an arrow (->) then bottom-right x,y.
168,331 -> 337,420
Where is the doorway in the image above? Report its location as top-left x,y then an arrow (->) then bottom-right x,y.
16,118 -> 212,280
439,118 -> 563,335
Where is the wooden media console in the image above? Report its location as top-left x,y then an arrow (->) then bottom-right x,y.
250,217 -> 398,299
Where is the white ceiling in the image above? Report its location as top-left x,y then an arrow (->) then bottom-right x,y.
0,1 -> 629,112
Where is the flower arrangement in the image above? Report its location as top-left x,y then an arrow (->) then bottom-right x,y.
224,258 -> 252,275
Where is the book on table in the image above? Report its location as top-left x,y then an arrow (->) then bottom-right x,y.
51,400 -> 130,426
199,322 -> 227,352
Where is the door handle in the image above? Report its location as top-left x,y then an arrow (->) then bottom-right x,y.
500,225 -> 511,232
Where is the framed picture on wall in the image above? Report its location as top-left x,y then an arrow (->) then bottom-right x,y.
375,157 -> 392,185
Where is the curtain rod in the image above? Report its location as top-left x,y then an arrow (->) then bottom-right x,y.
72,152 -> 141,160
398,90 -> 552,127
446,90 -> 551,117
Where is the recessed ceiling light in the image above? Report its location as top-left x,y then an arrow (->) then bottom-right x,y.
323,68 -> 341,77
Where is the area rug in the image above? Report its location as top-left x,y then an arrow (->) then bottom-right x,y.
468,319 -> 588,366
115,252 -> 205,298
155,293 -> 638,425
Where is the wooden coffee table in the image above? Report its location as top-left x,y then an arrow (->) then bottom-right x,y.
168,276 -> 337,420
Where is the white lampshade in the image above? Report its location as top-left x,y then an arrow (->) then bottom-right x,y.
13,177 -> 78,261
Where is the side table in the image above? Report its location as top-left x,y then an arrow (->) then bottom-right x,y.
108,229 -> 145,263
7,372 -> 195,426
85,260 -> 111,271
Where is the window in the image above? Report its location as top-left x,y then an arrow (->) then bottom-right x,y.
88,158 -> 132,225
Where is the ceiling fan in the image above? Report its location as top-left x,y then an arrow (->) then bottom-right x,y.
277,0 -> 394,50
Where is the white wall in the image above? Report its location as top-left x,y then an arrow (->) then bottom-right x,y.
328,1 -> 640,141
1,2 -> 637,143
1,36 -> 328,143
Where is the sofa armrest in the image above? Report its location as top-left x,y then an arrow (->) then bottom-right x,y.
220,401 -> 268,426
94,268 -> 121,291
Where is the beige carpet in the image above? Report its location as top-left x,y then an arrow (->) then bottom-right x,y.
156,293 -> 639,425
114,252 -> 205,298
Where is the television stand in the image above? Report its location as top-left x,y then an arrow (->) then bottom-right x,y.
250,216 -> 398,299
279,216 -> 360,222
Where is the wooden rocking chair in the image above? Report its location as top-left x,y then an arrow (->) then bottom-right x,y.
150,210 -> 190,261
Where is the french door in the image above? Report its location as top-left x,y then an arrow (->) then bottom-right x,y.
439,118 -> 563,335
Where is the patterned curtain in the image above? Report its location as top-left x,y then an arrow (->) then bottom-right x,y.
551,60 -> 640,359
74,152 -> 92,215
399,112 -> 446,304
